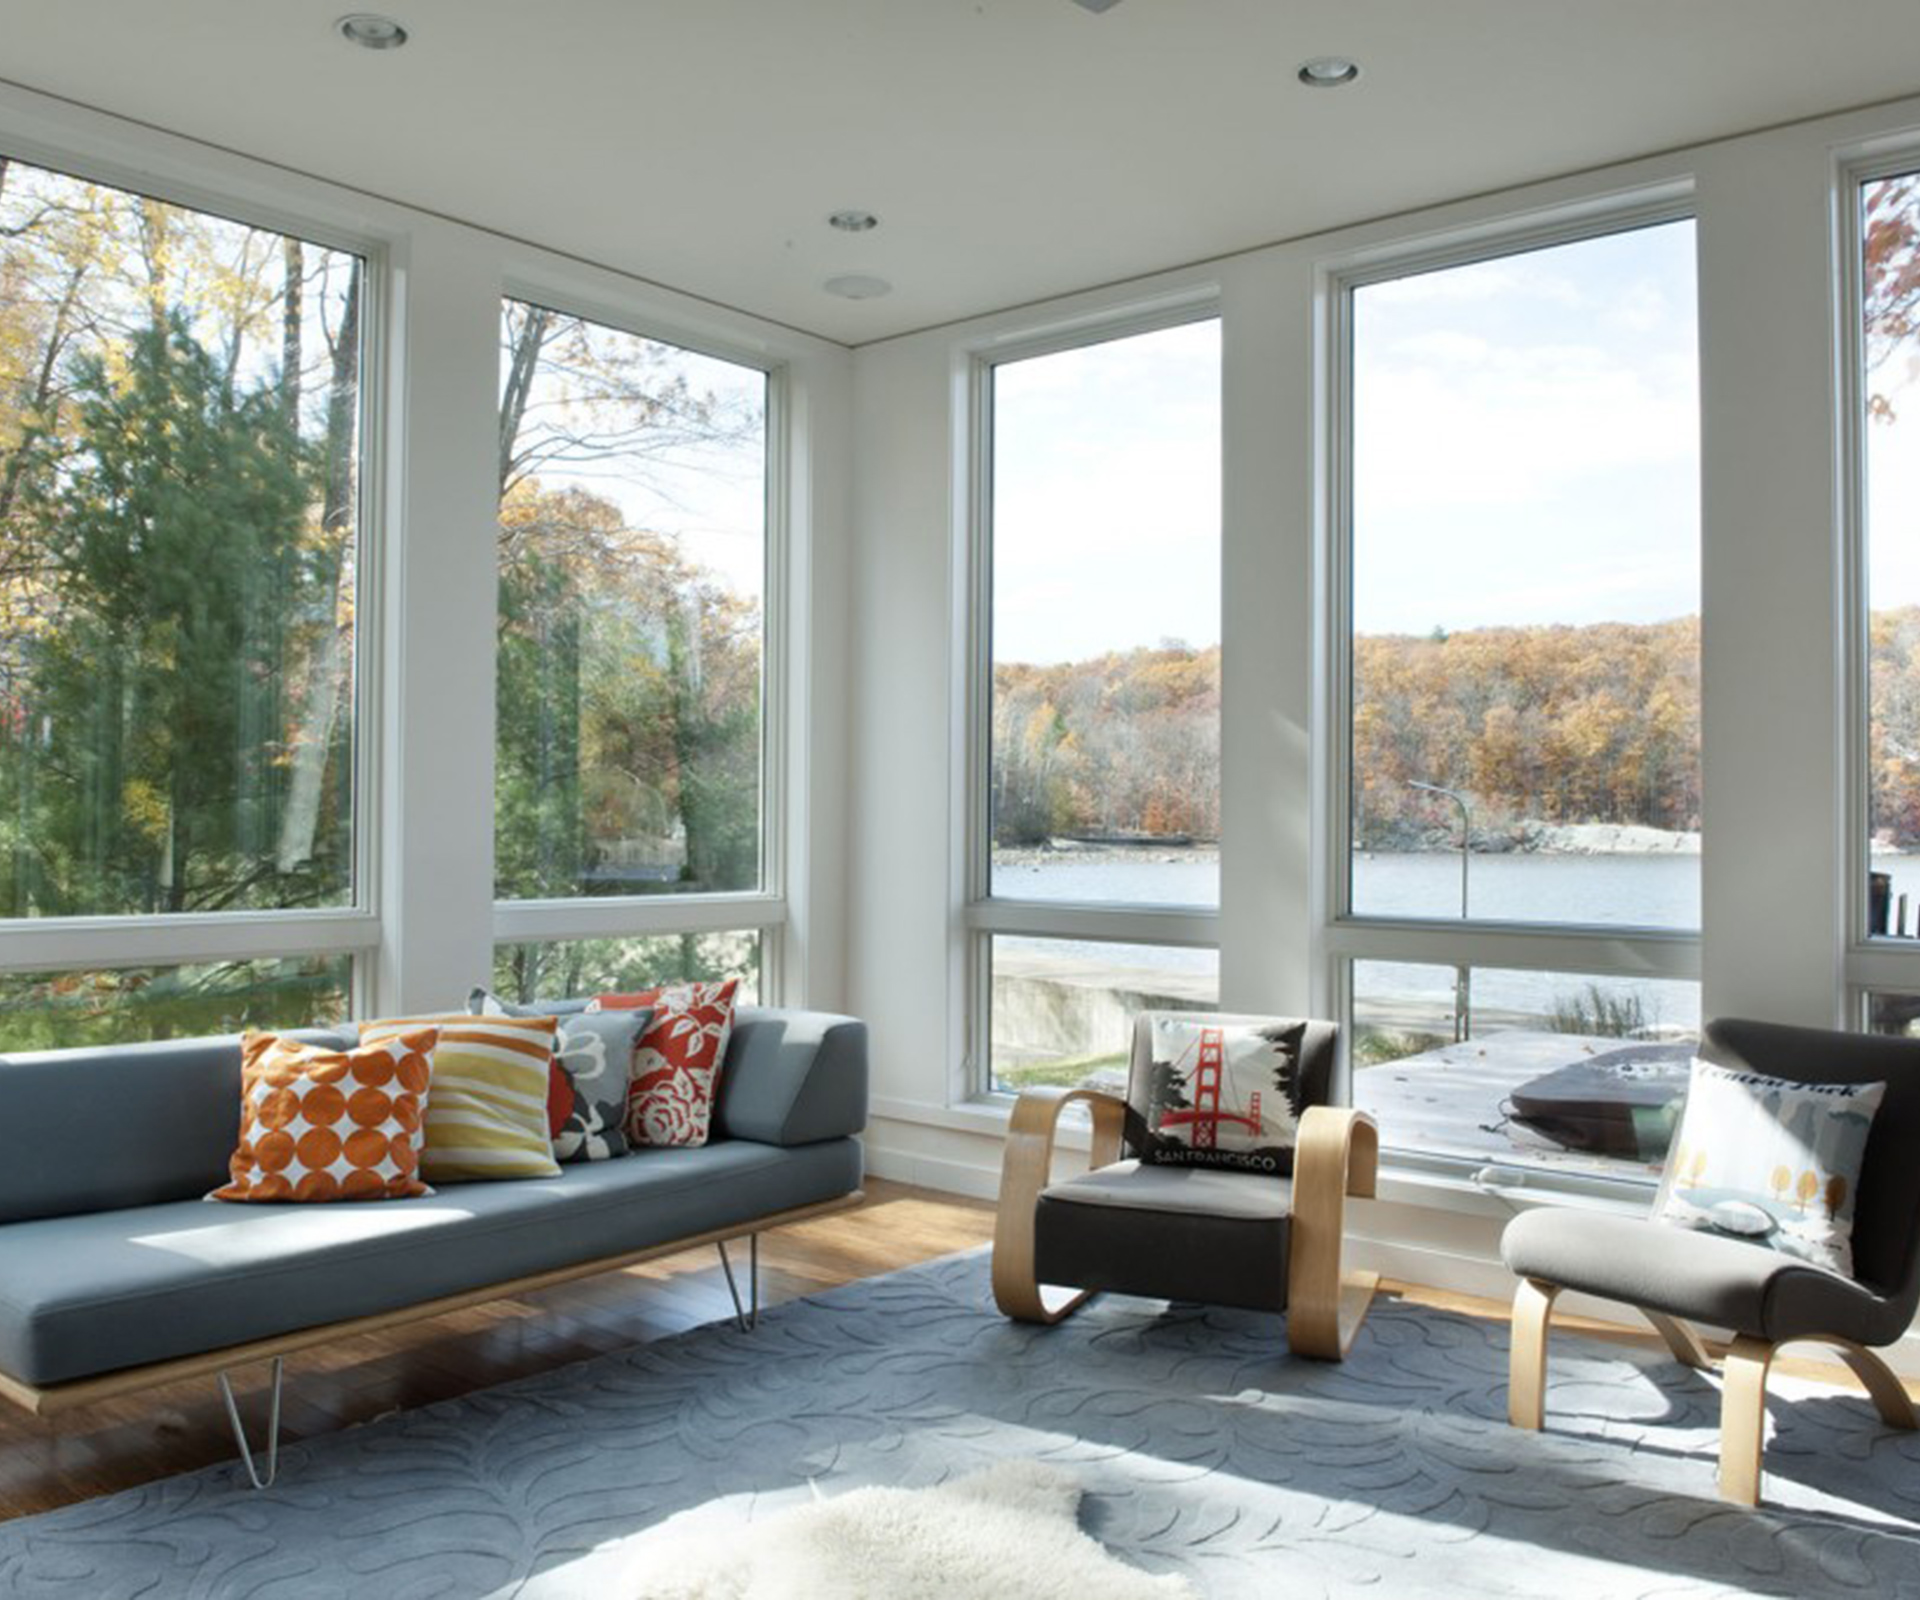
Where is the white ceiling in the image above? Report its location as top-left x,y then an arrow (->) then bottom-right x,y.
5,0 -> 1920,345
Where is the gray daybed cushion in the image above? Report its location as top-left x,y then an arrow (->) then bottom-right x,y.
0,1137 -> 862,1387
0,1029 -> 355,1225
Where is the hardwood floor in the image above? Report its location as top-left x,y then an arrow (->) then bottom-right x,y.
0,1179 -> 995,1523
4,1178 -> 1911,1524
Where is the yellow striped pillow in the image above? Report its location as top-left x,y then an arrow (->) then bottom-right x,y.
359,1013 -> 562,1182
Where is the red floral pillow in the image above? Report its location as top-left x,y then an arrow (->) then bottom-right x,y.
588,979 -> 740,1148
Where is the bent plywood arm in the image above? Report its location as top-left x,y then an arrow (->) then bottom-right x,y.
1286,1106 -> 1381,1360
991,1086 -> 1127,1324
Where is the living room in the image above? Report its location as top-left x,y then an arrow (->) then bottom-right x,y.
3,3 -> 1920,1595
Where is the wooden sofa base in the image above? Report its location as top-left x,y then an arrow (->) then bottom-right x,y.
0,1191 -> 863,1420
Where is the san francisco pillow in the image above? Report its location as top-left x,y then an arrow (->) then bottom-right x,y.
1132,1016 -> 1312,1176
1654,1060 -> 1884,1278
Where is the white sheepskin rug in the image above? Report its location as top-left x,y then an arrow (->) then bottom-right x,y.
624,1461 -> 1197,1600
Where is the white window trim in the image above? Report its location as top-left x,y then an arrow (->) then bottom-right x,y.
1840,146 -> 1920,1004
487,283 -> 793,1003
0,127 -> 391,1014
1321,190 -> 1705,1184
960,295 -> 1224,1099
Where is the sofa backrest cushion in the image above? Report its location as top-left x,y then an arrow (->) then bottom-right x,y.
0,1028 -> 354,1222
716,1007 -> 867,1146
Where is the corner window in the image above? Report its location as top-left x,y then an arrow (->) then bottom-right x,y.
0,149 -> 371,1041
973,315 -> 1222,1094
0,153 -> 365,919
1336,215 -> 1702,1182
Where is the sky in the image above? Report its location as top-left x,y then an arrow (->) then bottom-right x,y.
1869,349 -> 1920,614
992,319 -> 1222,665
512,208 -> 1920,651
513,319 -> 769,604
1351,220 -> 1702,636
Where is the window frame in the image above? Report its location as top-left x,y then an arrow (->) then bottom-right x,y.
1322,193 -> 1705,1187
489,281 -> 791,997
962,296 -> 1224,1100
1841,147 -> 1920,1010
0,133 -> 388,1014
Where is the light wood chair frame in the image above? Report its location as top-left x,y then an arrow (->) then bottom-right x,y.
1507,1276 -> 1919,1507
991,1086 -> 1381,1359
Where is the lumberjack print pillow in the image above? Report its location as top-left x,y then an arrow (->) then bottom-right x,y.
588,979 -> 740,1149
1132,1016 -> 1311,1176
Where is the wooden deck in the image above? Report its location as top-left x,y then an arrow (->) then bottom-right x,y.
1354,1030 -> 1687,1178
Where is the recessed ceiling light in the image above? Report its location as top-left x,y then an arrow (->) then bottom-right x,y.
823,274 -> 892,300
1297,56 -> 1360,88
338,13 -> 409,49
829,210 -> 880,233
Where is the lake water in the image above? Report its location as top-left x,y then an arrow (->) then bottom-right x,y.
991,847 -> 1920,1029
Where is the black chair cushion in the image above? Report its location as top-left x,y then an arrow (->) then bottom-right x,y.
1501,1207 -> 1909,1347
1035,1160 -> 1293,1314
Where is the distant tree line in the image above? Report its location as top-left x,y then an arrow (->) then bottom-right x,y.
993,646 -> 1221,844
1353,619 -> 1701,846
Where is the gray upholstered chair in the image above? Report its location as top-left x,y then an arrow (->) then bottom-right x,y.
992,1012 -> 1380,1360
1501,1016 -> 1920,1506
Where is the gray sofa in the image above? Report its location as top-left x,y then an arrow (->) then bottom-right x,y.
0,1004 -> 866,1403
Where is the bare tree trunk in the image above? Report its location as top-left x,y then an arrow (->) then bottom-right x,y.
498,304 -> 550,495
275,262 -> 359,873
280,238 -> 303,416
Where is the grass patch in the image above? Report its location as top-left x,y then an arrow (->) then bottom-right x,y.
994,1050 -> 1128,1092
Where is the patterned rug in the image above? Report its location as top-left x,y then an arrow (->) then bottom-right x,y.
2,1249 -> 1917,1599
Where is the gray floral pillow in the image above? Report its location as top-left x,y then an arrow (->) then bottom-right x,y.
468,988 -> 650,1163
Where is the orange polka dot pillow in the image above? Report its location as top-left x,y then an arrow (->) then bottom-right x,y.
211,1029 -> 438,1203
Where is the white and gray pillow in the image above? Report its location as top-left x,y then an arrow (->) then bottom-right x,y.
1654,1060 -> 1885,1277
468,987 -> 651,1163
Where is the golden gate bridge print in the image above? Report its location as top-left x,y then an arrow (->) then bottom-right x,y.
1156,1025 -> 1262,1150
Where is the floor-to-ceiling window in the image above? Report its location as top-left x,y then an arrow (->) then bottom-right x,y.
1333,211 -> 1704,1183
0,149 -> 370,1044
1852,160 -> 1920,1035
971,314 -> 1222,1094
490,298 -> 774,1003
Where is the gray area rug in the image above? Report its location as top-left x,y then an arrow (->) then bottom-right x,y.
2,1249 -> 1917,1599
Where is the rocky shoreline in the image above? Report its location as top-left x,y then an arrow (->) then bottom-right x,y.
994,821 -> 1707,867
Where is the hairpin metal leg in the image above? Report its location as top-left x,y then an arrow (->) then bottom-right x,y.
716,1234 -> 759,1332
217,1357 -> 284,1491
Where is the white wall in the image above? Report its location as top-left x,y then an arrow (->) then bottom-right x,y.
0,80 -> 854,1020
844,94 -> 1920,1364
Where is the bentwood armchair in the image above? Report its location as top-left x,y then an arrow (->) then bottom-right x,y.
992,1013 -> 1381,1360
1502,1017 -> 1920,1506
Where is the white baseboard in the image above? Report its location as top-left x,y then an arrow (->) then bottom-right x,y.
866,1143 -> 1002,1202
